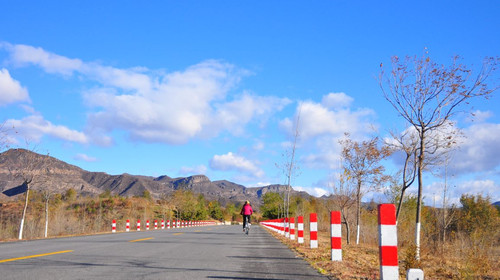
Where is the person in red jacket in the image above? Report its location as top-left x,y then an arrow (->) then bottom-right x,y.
240,200 -> 253,232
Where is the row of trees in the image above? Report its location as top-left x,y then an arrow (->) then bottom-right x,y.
273,53 -> 499,262
0,188 -> 244,240
0,147 -> 247,240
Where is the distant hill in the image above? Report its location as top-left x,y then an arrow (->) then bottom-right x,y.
493,201 -> 500,207
0,149 -> 310,208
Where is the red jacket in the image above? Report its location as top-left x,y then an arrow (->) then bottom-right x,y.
241,204 -> 253,215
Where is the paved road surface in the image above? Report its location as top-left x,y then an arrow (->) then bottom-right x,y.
0,225 -> 328,279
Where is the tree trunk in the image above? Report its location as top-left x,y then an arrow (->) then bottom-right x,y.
18,183 -> 30,240
342,211 -> 351,245
442,207 -> 447,243
396,187 -> 406,224
442,174 -> 447,244
415,130 -> 425,260
355,181 -> 361,245
44,197 -> 49,238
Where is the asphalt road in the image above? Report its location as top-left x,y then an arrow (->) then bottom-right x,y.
0,225 -> 328,280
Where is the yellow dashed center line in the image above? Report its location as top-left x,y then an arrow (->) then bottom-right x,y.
0,250 -> 73,263
129,237 -> 154,242
172,233 -> 184,236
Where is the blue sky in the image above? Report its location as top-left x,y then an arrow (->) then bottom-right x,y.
1,1 -> 499,204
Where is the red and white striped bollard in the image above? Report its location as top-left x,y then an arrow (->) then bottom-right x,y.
310,213 -> 318,248
289,217 -> 295,240
126,219 -> 130,232
112,219 -> 116,233
297,216 -> 304,244
378,204 -> 399,279
285,217 -> 289,238
330,211 -> 342,261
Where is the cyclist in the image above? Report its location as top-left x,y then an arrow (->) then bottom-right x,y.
240,200 -> 253,232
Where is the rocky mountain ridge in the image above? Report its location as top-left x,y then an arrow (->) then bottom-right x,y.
0,149 -> 310,207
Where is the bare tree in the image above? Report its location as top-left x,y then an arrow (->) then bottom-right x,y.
339,133 -> 392,244
18,180 -> 30,240
330,168 -> 356,244
438,153 -> 458,244
3,147 -> 50,239
42,189 -> 54,238
29,165 -> 55,238
380,54 -> 499,259
276,107 -> 301,225
285,109 -> 301,222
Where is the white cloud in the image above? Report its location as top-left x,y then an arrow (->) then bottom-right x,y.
179,165 -> 208,176
302,150 -> 341,169
0,68 -> 30,106
280,99 -> 375,141
321,92 -> 353,109
294,186 -> 329,197
246,181 -> 273,188
82,60 -> 289,145
451,122 -> 500,174
3,43 -> 151,92
386,116 -> 500,178
466,110 -> 493,123
3,43 -> 290,146
210,152 -> 264,178
279,94 -> 377,170
6,114 -> 88,144
2,43 -> 82,76
84,60 -> 242,144
74,153 -> 97,162
210,93 -> 291,137
424,179 -> 500,206
81,63 -> 153,94
456,179 -> 500,202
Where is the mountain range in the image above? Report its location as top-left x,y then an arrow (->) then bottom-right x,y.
0,149 -> 310,208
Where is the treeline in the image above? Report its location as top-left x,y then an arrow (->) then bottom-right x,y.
0,189 -> 256,240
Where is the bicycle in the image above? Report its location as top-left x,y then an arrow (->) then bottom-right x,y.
243,216 -> 251,235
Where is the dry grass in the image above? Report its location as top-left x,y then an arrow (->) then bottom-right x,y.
0,196 -> 172,241
262,227 -> 500,280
